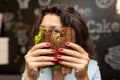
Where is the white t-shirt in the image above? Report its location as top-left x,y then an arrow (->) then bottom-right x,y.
21,59 -> 101,80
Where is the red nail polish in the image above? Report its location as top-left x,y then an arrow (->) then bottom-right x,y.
57,54 -> 62,58
59,48 -> 63,51
65,41 -> 70,46
58,59 -> 63,63
51,49 -> 56,53
53,56 -> 58,60
46,42 -> 51,47
51,61 -> 56,64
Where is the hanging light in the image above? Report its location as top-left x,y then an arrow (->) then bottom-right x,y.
116,0 -> 120,14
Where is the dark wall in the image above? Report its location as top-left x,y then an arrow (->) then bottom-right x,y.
0,0 -> 120,80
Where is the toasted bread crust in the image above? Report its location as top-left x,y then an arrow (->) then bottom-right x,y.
40,27 -> 76,56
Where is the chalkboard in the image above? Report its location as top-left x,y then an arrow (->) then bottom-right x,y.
0,0 -> 120,80
52,0 -> 120,80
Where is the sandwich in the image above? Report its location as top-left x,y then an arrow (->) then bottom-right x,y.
35,27 -> 76,69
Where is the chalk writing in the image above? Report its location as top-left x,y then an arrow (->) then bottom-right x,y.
38,0 -> 51,6
95,0 -> 114,9
16,30 -> 27,46
74,5 -> 92,17
87,19 -> 120,40
17,0 -> 30,9
16,29 -> 28,54
105,45 -> 120,70
13,22 -> 29,54
3,13 -> 14,31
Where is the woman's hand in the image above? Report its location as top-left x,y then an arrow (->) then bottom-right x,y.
57,42 -> 90,80
24,42 -> 57,80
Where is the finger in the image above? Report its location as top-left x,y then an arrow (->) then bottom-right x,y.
28,56 -> 58,62
29,61 -> 55,68
58,60 -> 83,70
30,49 -> 56,56
58,55 -> 88,64
30,42 -> 51,52
65,42 -> 88,55
59,48 -> 88,59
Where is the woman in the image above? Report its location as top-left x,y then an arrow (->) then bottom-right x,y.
22,3 -> 101,80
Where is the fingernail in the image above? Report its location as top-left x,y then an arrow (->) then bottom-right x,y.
57,54 -> 62,58
46,42 -> 51,47
51,61 -> 56,65
58,59 -> 63,63
59,48 -> 63,51
65,41 -> 70,46
53,56 -> 58,60
51,49 -> 56,53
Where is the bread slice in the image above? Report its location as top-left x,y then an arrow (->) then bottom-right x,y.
40,27 -> 75,55
35,27 -> 76,69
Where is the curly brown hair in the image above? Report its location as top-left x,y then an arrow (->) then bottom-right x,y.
30,3 -> 96,59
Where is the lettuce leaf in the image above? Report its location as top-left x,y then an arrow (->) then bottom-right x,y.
49,63 -> 61,70
35,27 -> 46,44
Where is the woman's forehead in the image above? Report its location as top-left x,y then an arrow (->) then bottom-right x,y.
41,14 -> 62,27
41,14 -> 61,26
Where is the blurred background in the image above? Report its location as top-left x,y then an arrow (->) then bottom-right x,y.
0,0 -> 120,80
